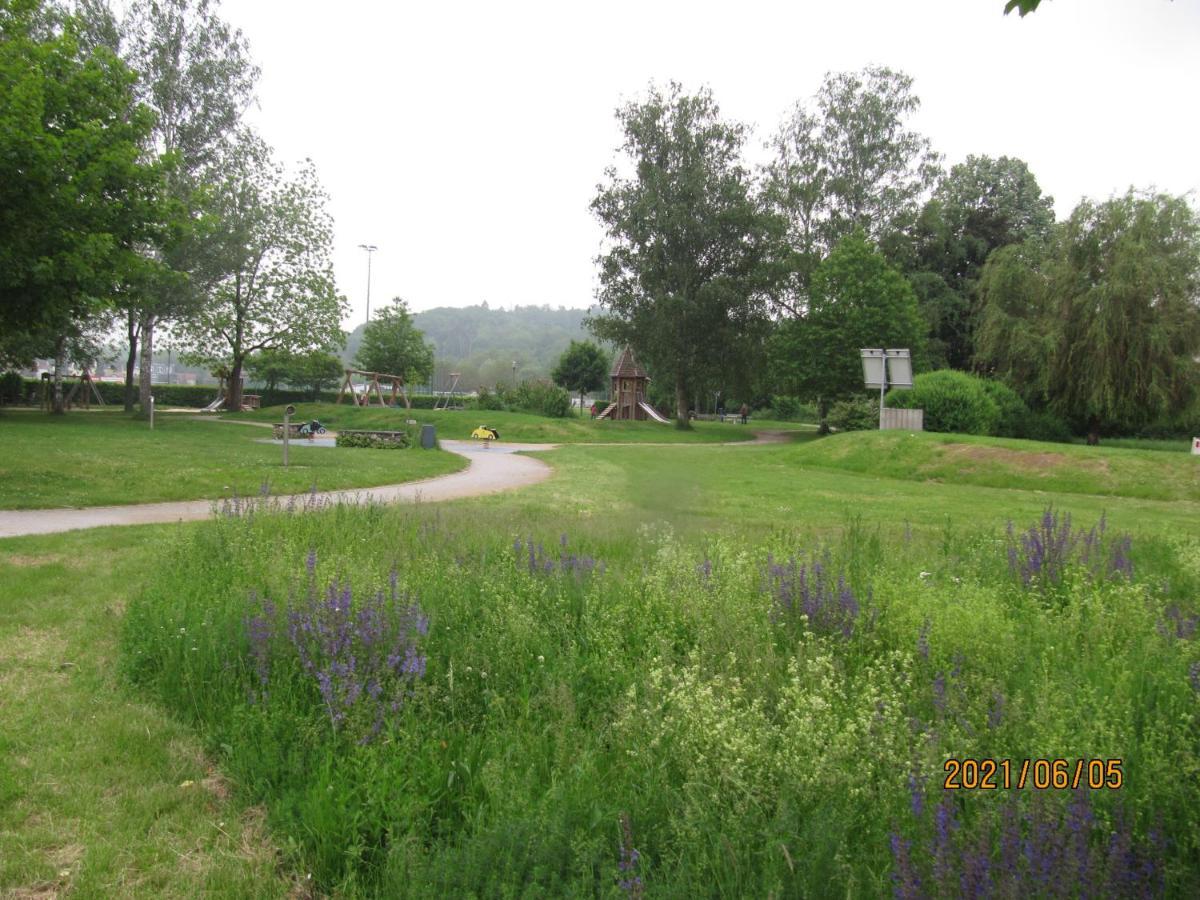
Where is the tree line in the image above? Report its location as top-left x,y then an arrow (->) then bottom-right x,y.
1,0 -> 345,412
589,72 -> 1200,435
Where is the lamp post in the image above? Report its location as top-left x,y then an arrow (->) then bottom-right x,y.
512,360 -> 517,385
358,243 -> 378,326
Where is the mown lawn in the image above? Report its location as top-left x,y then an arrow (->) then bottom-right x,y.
3,432 -> 1199,897
0,410 -> 467,509
226,402 -> 774,444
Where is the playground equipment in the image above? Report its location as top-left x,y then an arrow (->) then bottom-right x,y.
40,369 -> 107,411
336,368 -> 410,409
594,347 -> 669,423
471,425 -> 500,441
434,372 -> 464,410
201,372 -> 258,412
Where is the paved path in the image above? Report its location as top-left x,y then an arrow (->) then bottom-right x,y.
0,441 -> 554,539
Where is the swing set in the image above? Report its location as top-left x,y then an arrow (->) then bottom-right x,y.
336,368 -> 411,409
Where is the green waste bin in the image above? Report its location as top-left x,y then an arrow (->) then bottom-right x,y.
420,424 -> 436,449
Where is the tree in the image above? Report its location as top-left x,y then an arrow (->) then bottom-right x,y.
590,82 -> 788,427
354,298 -> 435,407
887,155 -> 1055,369
976,191 -> 1200,438
292,350 -> 344,400
770,233 -> 926,431
244,347 -> 294,392
0,0 -> 165,412
176,133 -> 346,410
123,0 -> 259,412
551,340 -> 609,414
764,66 -> 940,306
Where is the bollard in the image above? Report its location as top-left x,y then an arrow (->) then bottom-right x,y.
283,405 -> 295,467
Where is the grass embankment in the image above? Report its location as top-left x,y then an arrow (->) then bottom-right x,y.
111,434 -> 1200,896
788,430 -> 1200,503
0,410 -> 466,509
227,402 -> 773,444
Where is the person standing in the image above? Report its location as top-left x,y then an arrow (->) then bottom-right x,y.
739,402 -> 748,425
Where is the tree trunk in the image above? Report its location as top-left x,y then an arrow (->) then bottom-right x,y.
1086,415 -> 1100,446
817,397 -> 831,435
52,335 -> 67,415
124,310 -> 139,412
674,374 -> 690,430
138,312 -> 155,415
226,358 -> 244,411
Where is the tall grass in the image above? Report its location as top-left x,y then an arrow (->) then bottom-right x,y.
122,499 -> 1200,896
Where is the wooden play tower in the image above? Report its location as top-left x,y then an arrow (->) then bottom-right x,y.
596,346 -> 667,422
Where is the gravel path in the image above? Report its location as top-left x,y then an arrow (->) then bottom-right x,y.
0,441 -> 554,539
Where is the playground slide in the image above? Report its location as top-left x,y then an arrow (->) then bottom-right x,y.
638,401 -> 670,424
200,395 -> 224,412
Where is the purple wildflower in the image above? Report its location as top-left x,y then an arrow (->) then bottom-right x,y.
916,620 -> 930,661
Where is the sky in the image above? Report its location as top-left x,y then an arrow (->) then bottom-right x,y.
211,0 -> 1200,325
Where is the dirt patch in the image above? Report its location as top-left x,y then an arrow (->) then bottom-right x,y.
936,443 -> 1110,474
1,555 -> 59,568
0,628 -> 70,704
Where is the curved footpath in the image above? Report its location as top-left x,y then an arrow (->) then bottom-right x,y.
0,441 -> 554,539
0,430 -> 794,539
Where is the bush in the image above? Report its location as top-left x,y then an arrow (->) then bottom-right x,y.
335,429 -> 412,449
827,396 -> 878,432
888,370 -> 1000,435
1020,410 -> 1073,443
472,386 -> 506,411
0,371 -> 24,405
978,379 -> 1030,438
769,395 -> 816,422
504,380 -> 571,418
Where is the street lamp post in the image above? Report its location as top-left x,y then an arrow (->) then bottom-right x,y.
358,243 -> 378,325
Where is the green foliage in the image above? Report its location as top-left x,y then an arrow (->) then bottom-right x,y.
0,0 -> 165,368
771,233 -> 926,421
768,395 -> 816,422
505,380 -> 572,418
470,386 -> 506,411
590,82 -> 787,424
977,191 -> 1200,434
121,502 -> 1200,894
1021,409 -> 1072,443
550,340 -> 608,407
827,396 -> 878,431
354,298 -> 434,389
1004,0 -> 1044,15
334,430 -> 412,450
888,370 -> 1000,435
764,66 -> 939,299
0,371 -> 24,405
978,378 -> 1030,438
176,133 -> 346,410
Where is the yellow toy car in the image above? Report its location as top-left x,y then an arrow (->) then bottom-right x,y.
471,426 -> 500,441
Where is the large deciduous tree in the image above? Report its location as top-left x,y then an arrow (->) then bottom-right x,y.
124,0 -> 258,412
770,233 -> 926,431
551,340 -> 609,413
889,155 -> 1055,369
764,66 -> 940,305
976,191 -> 1200,439
354,298 -> 435,406
177,133 -> 345,410
0,0 -> 164,412
590,82 -> 787,427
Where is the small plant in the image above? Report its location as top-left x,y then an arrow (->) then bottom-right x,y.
766,552 -> 871,638
1006,508 -> 1133,591
0,370 -> 24,405
335,430 -> 411,449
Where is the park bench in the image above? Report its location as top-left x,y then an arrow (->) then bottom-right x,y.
242,394 -> 261,410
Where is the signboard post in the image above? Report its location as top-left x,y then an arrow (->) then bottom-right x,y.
860,348 -> 913,429
283,405 -> 295,467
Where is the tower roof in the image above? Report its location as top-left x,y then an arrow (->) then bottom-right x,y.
611,346 -> 648,379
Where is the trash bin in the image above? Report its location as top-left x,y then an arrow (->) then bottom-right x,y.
420,424 -> 436,449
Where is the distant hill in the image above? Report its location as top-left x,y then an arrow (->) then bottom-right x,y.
344,303 -> 609,392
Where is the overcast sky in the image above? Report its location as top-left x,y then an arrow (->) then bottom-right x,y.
216,0 -> 1199,324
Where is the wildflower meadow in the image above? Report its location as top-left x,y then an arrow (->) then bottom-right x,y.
121,498 -> 1200,897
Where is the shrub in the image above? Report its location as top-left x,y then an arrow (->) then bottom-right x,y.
0,371 -> 24,405
472,386 -> 506,411
828,396 -> 878,431
505,380 -> 571,418
978,379 -> 1030,438
335,430 -> 412,449
1020,410 -> 1072,443
769,395 -> 816,422
888,370 -> 999,435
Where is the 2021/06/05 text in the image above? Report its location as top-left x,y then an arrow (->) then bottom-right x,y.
943,758 -> 1123,791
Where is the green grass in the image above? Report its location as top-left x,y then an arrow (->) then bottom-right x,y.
5,431 -> 1200,896
227,402 -> 768,444
0,409 -> 467,509
786,429 -> 1200,503
0,527 -> 293,897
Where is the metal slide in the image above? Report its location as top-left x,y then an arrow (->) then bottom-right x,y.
638,401 -> 670,424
